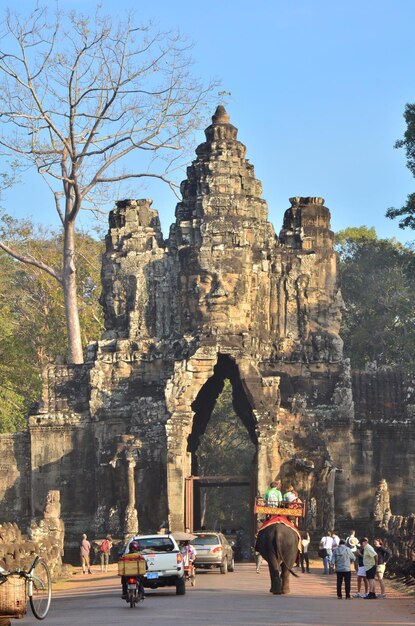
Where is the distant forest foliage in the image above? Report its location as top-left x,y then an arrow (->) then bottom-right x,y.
0,211 -> 103,432
335,227 -> 415,371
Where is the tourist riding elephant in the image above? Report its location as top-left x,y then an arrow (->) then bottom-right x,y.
255,521 -> 299,594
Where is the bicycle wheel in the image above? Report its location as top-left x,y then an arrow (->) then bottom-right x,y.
29,558 -> 52,620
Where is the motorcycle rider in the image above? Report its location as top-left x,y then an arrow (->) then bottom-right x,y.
179,539 -> 197,566
121,539 -> 145,600
179,539 -> 197,583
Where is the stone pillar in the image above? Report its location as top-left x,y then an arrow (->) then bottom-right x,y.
124,453 -> 139,538
256,430 -> 280,496
166,434 -> 186,532
109,435 -> 141,540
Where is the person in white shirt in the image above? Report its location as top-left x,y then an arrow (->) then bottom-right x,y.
320,531 -> 334,575
300,531 -> 311,573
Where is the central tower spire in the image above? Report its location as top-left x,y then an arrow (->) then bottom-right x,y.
174,105 -> 269,226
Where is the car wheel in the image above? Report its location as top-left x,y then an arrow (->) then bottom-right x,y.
228,557 -> 235,572
176,577 -> 186,595
220,559 -> 228,574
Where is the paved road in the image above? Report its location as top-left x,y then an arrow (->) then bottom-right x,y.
19,562 -> 415,626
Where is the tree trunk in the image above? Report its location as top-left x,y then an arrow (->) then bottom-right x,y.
63,221 -> 84,364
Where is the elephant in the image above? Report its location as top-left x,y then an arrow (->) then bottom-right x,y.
255,521 -> 299,594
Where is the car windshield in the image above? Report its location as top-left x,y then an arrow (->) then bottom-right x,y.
130,537 -> 175,552
193,534 -> 220,545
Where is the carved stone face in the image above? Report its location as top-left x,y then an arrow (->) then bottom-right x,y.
184,264 -> 248,326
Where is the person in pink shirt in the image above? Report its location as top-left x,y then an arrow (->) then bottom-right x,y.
80,533 -> 92,574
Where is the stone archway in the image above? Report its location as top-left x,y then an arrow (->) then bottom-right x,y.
188,354 -> 256,537
165,351 -> 282,531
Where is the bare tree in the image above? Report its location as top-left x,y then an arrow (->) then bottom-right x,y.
0,6 -> 216,363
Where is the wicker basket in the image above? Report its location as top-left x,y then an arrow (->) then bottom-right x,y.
0,576 -> 26,617
118,554 -> 147,577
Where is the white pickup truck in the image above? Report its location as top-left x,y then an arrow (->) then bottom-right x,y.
124,534 -> 186,595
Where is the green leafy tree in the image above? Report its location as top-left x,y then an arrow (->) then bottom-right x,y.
0,255 -> 38,431
0,5 -> 216,364
0,211 -> 103,431
387,103 -> 415,229
335,227 -> 415,370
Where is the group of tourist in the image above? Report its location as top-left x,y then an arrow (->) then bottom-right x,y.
80,533 -> 113,574
264,481 -> 302,506
319,529 -> 390,599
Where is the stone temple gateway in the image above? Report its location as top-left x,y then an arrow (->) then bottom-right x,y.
2,107 -> 415,546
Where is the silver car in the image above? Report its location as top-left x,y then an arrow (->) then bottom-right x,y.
192,532 -> 235,574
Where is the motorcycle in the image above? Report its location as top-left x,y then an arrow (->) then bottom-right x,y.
126,575 -> 145,608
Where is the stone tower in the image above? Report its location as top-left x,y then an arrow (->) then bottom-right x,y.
1,107 -> 355,540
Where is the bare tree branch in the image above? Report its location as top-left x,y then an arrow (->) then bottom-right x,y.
0,241 -> 62,283
0,5 -> 218,363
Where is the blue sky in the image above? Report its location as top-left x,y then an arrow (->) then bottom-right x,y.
3,0 -> 415,242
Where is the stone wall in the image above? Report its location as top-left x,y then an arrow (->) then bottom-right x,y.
350,371 -> 415,519
0,433 -> 30,526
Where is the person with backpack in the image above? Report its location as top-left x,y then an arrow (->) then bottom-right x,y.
374,538 -> 391,598
100,535 -> 113,573
319,530 -> 334,575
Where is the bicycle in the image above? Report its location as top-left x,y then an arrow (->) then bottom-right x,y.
0,555 -> 52,620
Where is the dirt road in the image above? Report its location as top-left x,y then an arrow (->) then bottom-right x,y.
18,562 -> 415,626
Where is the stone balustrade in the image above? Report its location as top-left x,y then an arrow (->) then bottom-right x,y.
0,491 -> 66,580
376,514 -> 415,587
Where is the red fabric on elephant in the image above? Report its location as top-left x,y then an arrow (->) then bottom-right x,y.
257,515 -> 302,551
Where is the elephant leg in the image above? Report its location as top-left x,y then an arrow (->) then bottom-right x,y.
281,562 -> 291,594
267,554 -> 282,594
